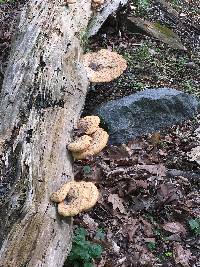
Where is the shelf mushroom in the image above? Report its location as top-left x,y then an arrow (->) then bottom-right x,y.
91,0 -> 105,9
51,181 -> 99,217
72,128 -> 109,160
68,115 -> 109,159
82,49 -> 127,83
77,115 -> 100,135
68,135 -> 92,152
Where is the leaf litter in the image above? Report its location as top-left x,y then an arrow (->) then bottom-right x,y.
74,116 -> 200,266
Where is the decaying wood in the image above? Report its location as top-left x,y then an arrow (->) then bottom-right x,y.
0,0 -> 91,266
88,0 -> 128,36
0,0 -> 127,265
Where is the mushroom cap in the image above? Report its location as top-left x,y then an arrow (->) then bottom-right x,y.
66,0 -> 76,3
51,181 -> 75,203
92,0 -> 104,3
51,181 -> 99,217
68,135 -> 92,152
77,115 -> 100,135
73,127 -> 109,159
82,49 -> 127,83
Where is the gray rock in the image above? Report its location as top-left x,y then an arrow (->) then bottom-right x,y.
94,88 -> 199,144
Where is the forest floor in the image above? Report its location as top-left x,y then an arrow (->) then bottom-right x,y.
0,0 -> 199,266
74,1 -> 200,266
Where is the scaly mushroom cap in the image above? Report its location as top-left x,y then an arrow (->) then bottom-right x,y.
92,0 -> 104,8
82,49 -> 127,83
77,115 -> 100,135
92,0 -> 104,3
66,0 -> 76,3
68,135 -> 92,152
51,181 -> 75,203
72,128 -> 109,159
51,181 -> 99,217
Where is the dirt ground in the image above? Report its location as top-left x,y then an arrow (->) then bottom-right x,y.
0,0 -> 199,266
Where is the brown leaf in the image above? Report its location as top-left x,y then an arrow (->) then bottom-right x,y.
163,222 -> 187,235
173,243 -> 192,267
144,237 -> 156,243
150,132 -> 161,145
82,214 -> 98,230
137,164 -> 166,177
136,180 -> 148,189
106,145 -> 130,161
127,180 -> 148,194
108,193 -> 126,214
140,217 -> 154,237
138,247 -> 156,265
126,219 -> 140,241
157,183 -> 180,204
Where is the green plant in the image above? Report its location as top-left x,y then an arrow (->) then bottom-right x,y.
147,242 -> 156,251
183,80 -> 195,93
83,165 -> 91,174
132,81 -> 144,90
188,218 -> 200,235
134,0 -> 150,11
135,44 -> 151,62
66,228 -> 103,267
165,251 -> 173,257
77,31 -> 90,53
175,57 -> 187,71
94,228 -> 105,240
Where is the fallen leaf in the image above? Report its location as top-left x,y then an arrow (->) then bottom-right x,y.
107,145 -> 130,161
126,219 -> 140,241
131,197 -> 154,212
166,234 -> 182,242
173,243 -> 192,267
136,180 -> 148,189
149,132 -> 161,145
127,180 -> 148,194
137,164 -> 166,177
187,146 -> 200,165
163,222 -> 187,235
108,193 -> 126,214
144,237 -> 156,243
127,17 -> 186,50
139,247 -> 156,265
157,183 -> 181,204
140,217 -> 154,237
82,214 -> 98,230
112,240 -> 120,253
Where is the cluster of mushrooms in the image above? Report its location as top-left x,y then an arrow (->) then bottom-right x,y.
51,181 -> 99,217
51,49 -> 127,217
68,115 -> 109,159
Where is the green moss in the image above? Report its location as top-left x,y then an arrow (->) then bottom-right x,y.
154,22 -> 176,38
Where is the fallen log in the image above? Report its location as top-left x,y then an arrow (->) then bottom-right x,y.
0,0 -> 127,266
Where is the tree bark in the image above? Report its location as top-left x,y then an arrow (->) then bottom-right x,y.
0,0 -> 91,266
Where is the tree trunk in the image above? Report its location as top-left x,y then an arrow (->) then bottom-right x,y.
0,0 -> 91,266
0,0 -> 127,266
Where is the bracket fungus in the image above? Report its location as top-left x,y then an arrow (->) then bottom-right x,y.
51,181 -> 99,216
82,49 -> 127,83
72,128 -> 109,159
67,135 -> 92,152
67,115 -> 109,159
77,115 -> 100,135
92,0 -> 105,9
65,0 -> 76,4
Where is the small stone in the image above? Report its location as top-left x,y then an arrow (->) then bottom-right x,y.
186,62 -> 197,69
